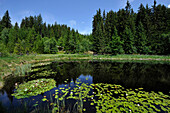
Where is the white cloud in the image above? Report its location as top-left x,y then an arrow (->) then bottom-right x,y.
69,20 -> 76,26
79,29 -> 92,35
19,10 -> 35,18
168,4 -> 170,8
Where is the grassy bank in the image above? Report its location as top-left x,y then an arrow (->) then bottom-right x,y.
0,54 -> 170,78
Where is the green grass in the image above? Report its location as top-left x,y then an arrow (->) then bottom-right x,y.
0,54 -> 169,78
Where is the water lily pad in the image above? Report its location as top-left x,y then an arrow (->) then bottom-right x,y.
12,78 -> 56,99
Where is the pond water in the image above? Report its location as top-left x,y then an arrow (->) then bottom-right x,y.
0,61 -> 170,113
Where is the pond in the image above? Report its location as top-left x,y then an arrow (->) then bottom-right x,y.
0,61 -> 170,113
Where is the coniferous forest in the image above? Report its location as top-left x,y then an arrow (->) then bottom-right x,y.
0,0 -> 170,57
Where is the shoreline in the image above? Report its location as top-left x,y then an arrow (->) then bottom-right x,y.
0,54 -> 170,78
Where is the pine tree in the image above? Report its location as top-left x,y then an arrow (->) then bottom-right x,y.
110,27 -> 124,55
50,28 -> 55,38
7,28 -> 18,53
42,22 -> 47,37
0,43 -> 9,57
117,9 -> 126,37
29,16 -> 34,28
136,22 -> 150,54
92,9 -> 105,54
26,27 -> 37,52
33,35 -> 44,53
25,17 -> 30,28
1,10 -> 12,29
14,22 -> 19,30
136,3 -> 146,26
14,39 -> 24,55
44,37 -> 58,54
37,14 -> 43,35
20,19 -> 26,28
105,10 -> 118,53
122,27 -> 136,54
0,28 -> 9,45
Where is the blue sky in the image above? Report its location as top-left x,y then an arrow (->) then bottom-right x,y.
0,0 -> 169,34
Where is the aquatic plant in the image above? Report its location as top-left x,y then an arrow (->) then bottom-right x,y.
50,79 -> 170,112
28,70 -> 57,79
12,78 -> 56,99
13,64 -> 31,76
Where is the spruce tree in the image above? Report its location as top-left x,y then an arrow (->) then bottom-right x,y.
14,39 -> 24,55
33,35 -> 44,53
1,10 -> 12,29
7,28 -> 18,53
122,27 -> 136,54
92,9 -> 105,54
136,22 -> 150,54
0,28 -> 9,45
105,10 -> 117,53
26,27 -> 37,52
110,27 -> 124,55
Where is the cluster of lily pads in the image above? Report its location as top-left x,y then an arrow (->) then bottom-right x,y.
28,70 -> 57,79
12,78 -> 56,99
41,79 -> 170,113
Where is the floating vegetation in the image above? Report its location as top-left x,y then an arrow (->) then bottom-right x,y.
28,70 -> 57,79
50,79 -> 170,112
31,62 -> 51,68
12,78 -> 56,99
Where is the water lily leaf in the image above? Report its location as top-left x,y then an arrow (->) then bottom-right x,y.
12,79 -> 56,99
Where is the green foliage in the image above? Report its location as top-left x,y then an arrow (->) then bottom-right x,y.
91,1 -> 169,55
7,28 -> 18,53
0,1 -> 169,56
110,27 -> 124,55
44,37 -> 58,54
122,27 -> 136,54
1,10 -> 12,29
0,43 -> 9,57
76,38 -> 92,53
33,35 -> 44,53
92,9 -> 106,54
12,78 -> 56,99
44,79 -> 170,113
57,36 -> 65,47
14,39 -> 25,55
0,28 -> 9,45
26,27 -> 37,52
136,22 -> 150,54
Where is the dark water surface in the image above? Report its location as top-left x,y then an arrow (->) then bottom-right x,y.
0,61 -> 170,112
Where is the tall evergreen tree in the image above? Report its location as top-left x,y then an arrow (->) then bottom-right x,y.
92,9 -> 105,54
105,10 -> 117,53
20,19 -> 26,28
33,35 -> 44,53
0,28 -> 9,45
136,22 -> 150,54
110,27 -> 124,55
14,39 -> 25,55
122,27 -> 136,54
1,10 -> 12,29
26,27 -> 37,53
7,28 -> 18,53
